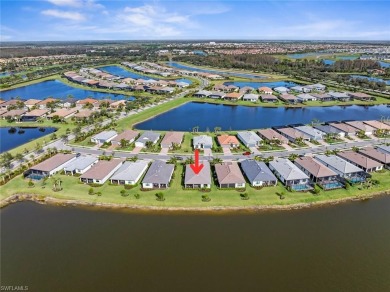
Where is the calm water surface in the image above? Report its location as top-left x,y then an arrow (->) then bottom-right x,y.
1,198 -> 390,292
0,80 -> 135,101
0,127 -> 57,153
350,75 -> 390,85
136,102 -> 390,131
223,80 -> 298,88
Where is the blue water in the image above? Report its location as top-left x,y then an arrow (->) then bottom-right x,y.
166,62 -> 266,79
0,80 -> 135,101
100,65 -> 192,84
136,102 -> 390,131
0,72 -> 10,78
0,127 -> 57,153
223,81 -> 298,88
323,59 -> 335,65
323,59 -> 389,68
379,61 -> 390,68
193,50 -> 207,56
338,56 -> 359,60
287,52 -> 326,59
350,75 -> 390,85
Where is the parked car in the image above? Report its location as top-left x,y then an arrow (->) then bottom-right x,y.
243,151 -> 252,156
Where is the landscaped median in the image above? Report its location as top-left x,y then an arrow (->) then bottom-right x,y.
1,166 -> 389,210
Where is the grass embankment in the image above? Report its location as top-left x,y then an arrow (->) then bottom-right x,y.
0,74 -> 59,91
1,168 -> 389,209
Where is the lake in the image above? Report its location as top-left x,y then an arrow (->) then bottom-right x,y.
1,198 -> 389,291
135,102 -> 390,131
0,80 -> 135,101
0,127 -> 57,153
350,75 -> 390,85
166,62 -> 266,79
223,81 -> 298,88
100,65 -> 192,84
324,60 -> 390,68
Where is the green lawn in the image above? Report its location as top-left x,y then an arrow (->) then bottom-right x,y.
1,167 -> 389,208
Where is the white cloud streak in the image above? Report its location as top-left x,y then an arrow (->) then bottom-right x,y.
41,9 -> 86,21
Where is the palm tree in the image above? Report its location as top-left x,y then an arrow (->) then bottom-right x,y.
128,155 -> 138,162
263,156 -> 274,164
167,156 -> 178,165
352,146 -> 360,152
210,157 -> 222,165
288,153 -> 299,161
185,157 -> 194,165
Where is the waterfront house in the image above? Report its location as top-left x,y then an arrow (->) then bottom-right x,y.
0,100 -> 25,110
279,94 -> 299,104
193,90 -> 212,98
142,160 -> 174,189
258,86 -> 273,95
214,162 -> 246,189
328,123 -> 358,136
242,94 -> 259,102
241,160 -> 277,187
296,93 -> 317,102
358,147 -> 390,170
237,131 -> 262,147
310,93 -> 333,102
294,126 -> 325,141
337,151 -> 383,172
184,161 -> 211,189
193,135 -> 213,149
76,98 -> 99,108
224,92 -> 243,101
276,127 -> 310,143
363,120 -> 390,135
273,86 -> 289,94
260,94 -> 278,103
160,131 -> 184,149
36,98 -> 58,109
135,131 -> 160,148
91,130 -> 118,145
344,121 -> 375,136
376,145 -> 390,155
47,108 -> 78,120
217,134 -> 240,148
313,124 -> 345,138
209,91 -> 226,99
110,160 -> 149,185
110,100 -> 127,109
294,156 -> 343,190
80,159 -> 124,184
258,128 -> 288,144
239,86 -> 255,94
291,86 -> 310,93
305,83 -> 326,91
63,155 -> 98,175
1,109 -> 27,121
73,110 -> 94,119
111,130 -> 139,146
348,92 -> 373,101
328,92 -> 351,101
268,158 -> 312,191
24,99 -> 40,109
21,109 -> 49,122
24,153 -> 76,179
314,155 -> 367,183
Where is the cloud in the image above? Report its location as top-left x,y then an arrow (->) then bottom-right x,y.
41,9 -> 86,21
47,0 -> 105,9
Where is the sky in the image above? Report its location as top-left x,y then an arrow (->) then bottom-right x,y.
1,0 -> 390,41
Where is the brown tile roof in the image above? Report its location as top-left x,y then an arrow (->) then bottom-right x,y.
258,86 -> 272,92
25,109 -> 49,117
31,153 -> 76,172
77,98 -> 98,105
279,94 -> 298,101
225,92 -> 242,99
329,123 -> 358,134
74,110 -> 94,118
24,99 -> 41,106
160,131 -> 184,146
111,129 -> 139,143
258,128 -> 288,144
215,162 -> 245,184
363,120 -> 390,130
217,135 -> 240,146
295,156 -> 337,178
1,109 -> 27,117
48,108 -> 78,118
344,121 -> 375,132
277,127 -> 309,140
337,151 -> 383,169
80,159 -> 124,180
358,147 -> 390,164
37,98 -> 57,105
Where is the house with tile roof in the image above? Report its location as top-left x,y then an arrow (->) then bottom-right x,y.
214,162 -> 246,189
160,132 -> 184,149
217,134 -> 240,148
337,151 -> 383,172
358,147 -> 390,170
184,161 -> 211,189
80,159 -> 124,184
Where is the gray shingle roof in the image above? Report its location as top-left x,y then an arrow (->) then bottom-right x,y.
63,156 -> 98,172
110,161 -> 149,181
92,130 -> 117,141
136,131 -> 160,144
184,161 -> 211,185
142,160 -> 174,184
237,131 -> 262,145
193,135 -> 213,146
314,155 -> 363,174
215,162 -> 246,184
241,160 -> 277,183
269,158 -> 309,180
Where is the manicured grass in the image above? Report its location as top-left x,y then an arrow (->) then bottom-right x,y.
1,167 -> 389,208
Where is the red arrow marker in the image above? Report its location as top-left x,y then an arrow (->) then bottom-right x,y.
190,149 -> 204,174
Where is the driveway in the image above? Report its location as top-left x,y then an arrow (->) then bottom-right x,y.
282,143 -> 294,151
203,149 -> 213,157
249,147 -> 260,154
131,147 -> 143,154
222,147 -> 232,155
159,147 -> 169,155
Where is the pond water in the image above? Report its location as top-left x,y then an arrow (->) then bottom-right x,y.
1,198 -> 389,291
323,59 -> 389,68
350,75 -> 390,85
135,102 -> 389,131
0,127 -> 57,153
166,62 -> 266,79
223,81 -> 298,88
0,80 -> 135,101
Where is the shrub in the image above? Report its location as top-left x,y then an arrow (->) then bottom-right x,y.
88,188 -> 94,195
134,193 -> 140,199
155,192 -> 165,201
201,194 -> 211,202
96,191 -> 102,196
28,179 -> 35,188
240,193 -> 250,200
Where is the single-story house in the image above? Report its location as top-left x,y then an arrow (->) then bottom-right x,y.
276,127 -> 310,143
313,125 -> 345,138
337,151 -> 383,172
214,162 -> 246,189
273,86 -> 289,94
237,131 -> 262,147
294,126 -> 325,141
193,90 -> 212,98
193,135 -> 213,149
314,155 -> 367,184
36,98 -> 58,109
258,86 -> 273,95
111,130 -> 139,146
160,131 -> 184,149
328,123 -> 358,136
376,145 -> 390,155
91,130 -> 118,145
359,147 -> 390,170
363,120 -> 390,134
310,93 -> 333,102
73,110 -> 95,119
184,160 -> 211,189
24,153 -> 76,179
21,109 -> 49,122
279,94 -> 299,104
328,92 -> 351,101
224,92 -> 243,101
296,93 -> 317,102
242,94 -> 259,102
142,160 -> 174,189
110,100 -> 127,109
1,109 -> 27,120
63,155 -> 98,175
260,94 -> 278,103
80,159 -> 124,184
76,98 -> 99,108
135,131 -> 160,148
348,92 -> 373,101
47,108 -> 78,119
257,128 -> 289,144
241,160 -> 277,187
269,158 -> 312,191
24,99 -> 41,109
294,156 -> 343,190
110,160 -> 149,185
291,86 -> 311,93
217,134 -> 240,148
209,91 -> 226,99
344,121 -> 375,136
0,99 -> 25,110
239,86 -> 254,94
305,83 -> 326,91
